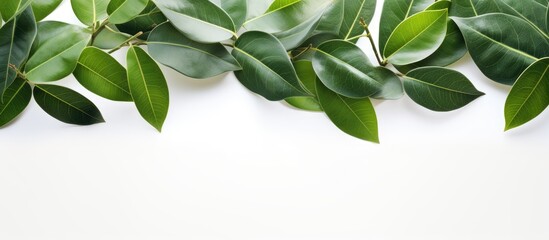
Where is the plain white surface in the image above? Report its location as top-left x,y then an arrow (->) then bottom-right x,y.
1,1 -> 548,239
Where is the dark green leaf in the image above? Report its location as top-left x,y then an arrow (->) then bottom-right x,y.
33,84 -> 105,125
316,79 -> 379,143
546,2 -> 549,34
232,31 -> 307,101
0,7 -> 36,98
312,40 -> 382,98
505,58 -> 549,131
127,46 -> 169,132
74,47 -> 132,101
285,60 -> 322,112
0,78 -> 31,127
379,0 -> 432,55
273,11 -> 323,50
384,9 -> 448,66
153,0 -> 236,43
25,21 -> 91,82
211,0 -> 247,30
403,67 -> 484,112
453,13 -> 549,85
0,0 -> 32,21
71,0 -> 109,26
108,0 -> 150,24
340,0 -> 377,40
32,0 -> 63,21
92,24 -> 131,49
147,22 -> 240,79
449,0 -> 501,18
370,67 -> 403,100
116,2 -> 167,39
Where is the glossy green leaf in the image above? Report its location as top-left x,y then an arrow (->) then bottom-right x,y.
403,67 -> 484,112
31,0 -> 63,21
370,67 -> 403,100
379,0 -> 432,55
25,21 -> 91,83
116,2 -> 166,39
74,47 -> 132,101
505,58 -> 549,131
33,84 -> 105,125
92,25 -> 131,49
285,60 -> 322,112
316,79 -> 379,143
232,31 -> 307,101
153,0 -> 236,43
71,0 -> 109,26
384,9 -> 448,66
267,0 -> 301,12
312,40 -> 383,98
449,0 -> 501,17
210,0 -> 247,30
245,0 -> 271,20
453,13 -> 549,85
147,22 -> 240,79
273,11 -> 323,50
127,46 -> 169,132
0,0 -> 32,21
0,78 -> 31,127
314,0 -> 344,35
340,0 -> 377,40
107,0 -> 149,24
0,7 -> 36,99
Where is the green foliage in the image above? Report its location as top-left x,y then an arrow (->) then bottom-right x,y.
0,0 -> 547,143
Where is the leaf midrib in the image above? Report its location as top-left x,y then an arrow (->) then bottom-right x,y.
403,75 -> 481,95
129,47 -> 158,123
161,5 -> 236,36
76,61 -> 130,95
26,38 -> 89,75
344,0 -> 367,40
337,94 -> 375,137
147,41 -> 233,65
315,48 -> 382,87
507,63 -> 549,127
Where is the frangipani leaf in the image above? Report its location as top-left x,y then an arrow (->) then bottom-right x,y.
505,58 -> 549,131
403,67 -> 484,112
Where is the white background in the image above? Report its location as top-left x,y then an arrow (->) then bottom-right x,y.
1,1 -> 548,239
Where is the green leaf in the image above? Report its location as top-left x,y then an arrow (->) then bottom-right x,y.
116,2 -> 166,39
33,84 -> 105,125
370,67 -> 403,100
0,0 -> 32,21
210,0 -> 247,30
107,0 -> 149,24
31,0 -> 63,21
453,13 -> 549,85
267,0 -> 301,12
395,20 -> 466,74
273,11 -> 323,50
0,7 -> 36,98
316,79 -> 379,143
153,0 -> 236,43
449,0 -> 501,17
546,2 -> 549,34
71,0 -> 110,26
147,22 -> 240,79
379,0 -> 432,55
73,47 -> 132,101
383,9 -> 448,66
0,78 -> 31,127
504,58 -> 549,131
285,60 -> 322,112
25,21 -> 91,82
232,31 -> 307,101
245,0 -> 271,20
312,40 -> 382,98
92,24 -> 131,49
340,0 -> 377,40
126,46 -> 169,132
403,67 -> 484,112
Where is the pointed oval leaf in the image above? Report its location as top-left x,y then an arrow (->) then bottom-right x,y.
505,58 -> 549,131
384,9 -> 448,66
0,7 -> 36,98
312,40 -> 383,98
403,67 -> 485,112
453,13 -> 549,85
116,2 -> 167,39
0,0 -> 32,21
32,0 -> 63,21
74,47 -> 132,102
127,46 -> 169,132
379,0 -> 432,55
316,79 -> 379,143
33,84 -> 105,125
152,0 -> 236,43
71,0 -> 110,26
340,0 -> 377,40
147,22 -> 240,79
0,78 -> 31,127
232,31 -> 307,101
210,0 -> 247,30
107,0 -> 150,24
273,11 -> 323,50
285,60 -> 322,112
25,21 -> 91,83
92,25 -> 132,49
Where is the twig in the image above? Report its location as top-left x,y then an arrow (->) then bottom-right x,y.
108,31 -> 144,54
359,18 -> 387,66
